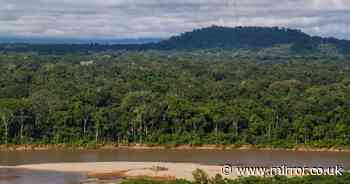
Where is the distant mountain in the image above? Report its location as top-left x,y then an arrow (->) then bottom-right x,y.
157,26 -> 350,54
1,26 -> 350,55
159,26 -> 309,49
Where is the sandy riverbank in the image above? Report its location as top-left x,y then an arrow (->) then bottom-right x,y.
5,162 -> 229,181
2,162 -> 350,182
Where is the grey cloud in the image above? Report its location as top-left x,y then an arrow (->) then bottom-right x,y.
0,0 -> 350,39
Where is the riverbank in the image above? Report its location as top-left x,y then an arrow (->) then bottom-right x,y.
2,162 -> 227,181
2,163 -> 350,184
1,144 -> 350,152
4,162 -> 350,181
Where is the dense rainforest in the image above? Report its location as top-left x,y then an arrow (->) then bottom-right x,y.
0,50 -> 349,147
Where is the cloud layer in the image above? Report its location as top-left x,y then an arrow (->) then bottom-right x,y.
1,0 -> 350,39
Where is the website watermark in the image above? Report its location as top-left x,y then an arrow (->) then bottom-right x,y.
222,164 -> 344,177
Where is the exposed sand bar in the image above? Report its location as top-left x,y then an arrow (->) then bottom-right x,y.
4,162 -> 230,180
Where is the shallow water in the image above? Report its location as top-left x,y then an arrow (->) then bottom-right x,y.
0,149 -> 349,184
0,168 -> 83,184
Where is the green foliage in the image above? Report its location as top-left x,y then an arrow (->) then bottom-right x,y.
120,173 -> 350,184
192,169 -> 209,184
0,51 -> 350,147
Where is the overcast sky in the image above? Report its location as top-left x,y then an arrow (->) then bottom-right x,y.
1,0 -> 350,39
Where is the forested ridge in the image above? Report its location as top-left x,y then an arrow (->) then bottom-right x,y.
159,26 -> 350,54
0,51 -> 350,147
1,26 -> 350,55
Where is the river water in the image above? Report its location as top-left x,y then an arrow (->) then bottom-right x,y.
0,149 -> 350,184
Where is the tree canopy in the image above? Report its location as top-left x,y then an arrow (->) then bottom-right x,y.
0,51 -> 349,148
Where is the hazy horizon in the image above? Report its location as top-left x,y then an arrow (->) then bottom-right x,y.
2,25 -> 350,44
1,0 -> 350,42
